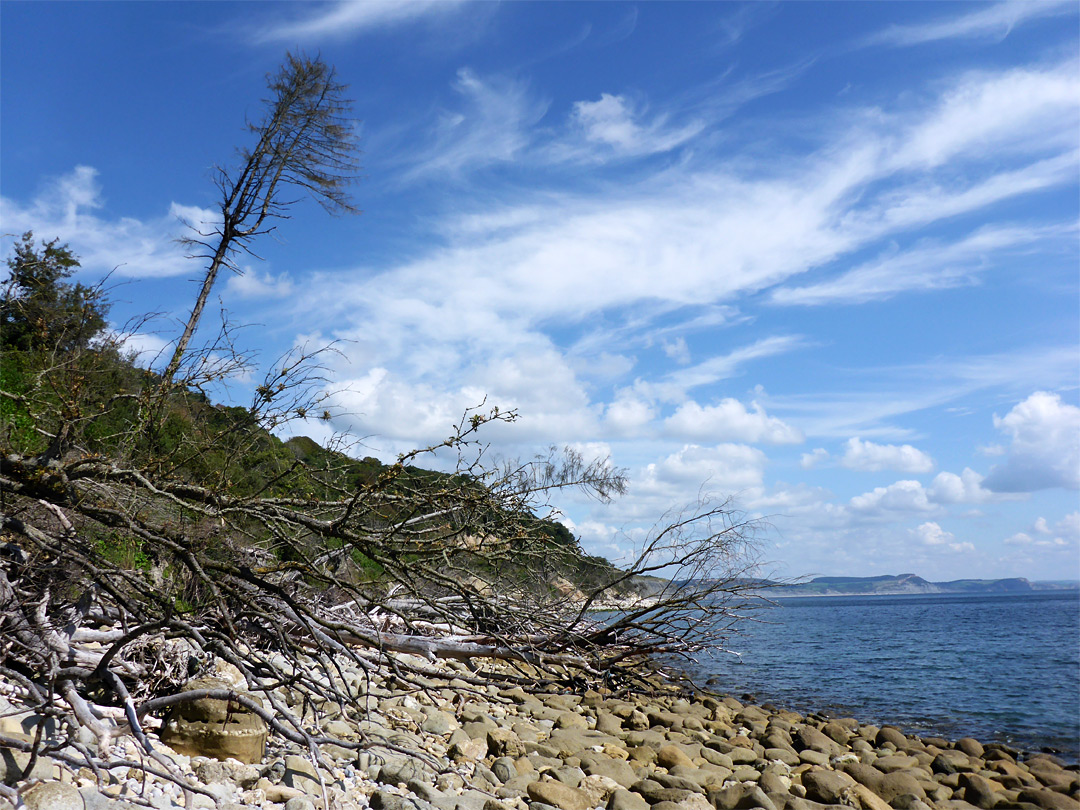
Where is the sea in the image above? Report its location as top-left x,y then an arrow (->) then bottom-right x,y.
687,590 -> 1080,762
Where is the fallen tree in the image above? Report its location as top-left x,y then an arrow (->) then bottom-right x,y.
0,52 -> 768,806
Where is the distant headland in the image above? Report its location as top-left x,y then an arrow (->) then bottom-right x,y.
764,572 -> 1080,596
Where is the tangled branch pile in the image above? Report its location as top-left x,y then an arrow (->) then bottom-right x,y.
0,53 -> 766,806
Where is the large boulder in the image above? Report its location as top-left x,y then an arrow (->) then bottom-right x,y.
159,677 -> 267,764
528,779 -> 593,810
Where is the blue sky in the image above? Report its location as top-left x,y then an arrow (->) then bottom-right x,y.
2,1 -> 1078,582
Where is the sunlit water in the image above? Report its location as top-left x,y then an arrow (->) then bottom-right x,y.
685,591 -> 1080,761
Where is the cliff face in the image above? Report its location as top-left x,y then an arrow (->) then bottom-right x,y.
768,574 -> 1048,596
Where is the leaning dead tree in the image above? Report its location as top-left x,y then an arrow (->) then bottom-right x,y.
0,52 -> 767,804
162,50 -> 360,389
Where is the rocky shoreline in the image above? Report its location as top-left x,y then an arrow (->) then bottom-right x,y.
1,652 -> 1077,810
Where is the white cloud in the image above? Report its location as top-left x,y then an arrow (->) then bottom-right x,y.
562,93 -> 704,161
225,269 -> 294,299
401,69 -> 549,181
1011,512 -> 1080,549
850,480 -> 936,514
840,437 -> 935,473
254,0 -> 469,43
913,521 -> 953,546
800,448 -> 829,469
771,223 -> 1075,306
0,166 -> 197,278
764,345 -> 1078,441
640,443 -> 767,496
661,337 -> 690,364
984,392 -> 1080,492
117,330 -> 172,368
869,1 -> 1076,47
604,395 -> 656,437
928,468 -> 997,504
1004,532 -> 1033,546
890,61 -> 1079,171
664,399 -> 802,444
647,337 -> 805,402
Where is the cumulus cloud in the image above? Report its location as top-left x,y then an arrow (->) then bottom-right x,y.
604,395 -> 656,437
117,330 -> 172,368
0,166 -> 198,278
840,437 -> 935,473
1008,512 -> 1080,548
984,392 -> 1080,492
800,448 -> 830,469
664,399 -> 802,444
850,480 -> 936,514
225,269 -> 294,299
928,468 -> 996,504
639,443 -> 767,496
913,521 -> 953,546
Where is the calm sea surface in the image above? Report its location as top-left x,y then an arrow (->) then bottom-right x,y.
687,591 -> 1080,761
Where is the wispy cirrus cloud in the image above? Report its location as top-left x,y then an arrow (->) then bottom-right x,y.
252,0 -> 470,44
397,69 -> 549,181
867,0 -> 1075,48
771,223 -> 1076,306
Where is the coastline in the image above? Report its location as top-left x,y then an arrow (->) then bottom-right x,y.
3,651 -> 1077,810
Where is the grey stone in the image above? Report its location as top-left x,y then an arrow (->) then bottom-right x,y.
379,756 -> 437,786
409,781 -> 446,803
596,713 -> 624,736
710,784 -> 778,810
551,766 -> 585,788
493,757 -> 518,784
841,761 -> 884,791
630,779 -> 694,805
956,739 -> 985,759
489,728 -> 526,758
795,727 -> 842,757
728,747 -> 760,765
801,770 -> 856,805
0,745 -> 57,782
874,755 -> 920,774
958,774 -> 1001,809
283,754 -> 334,796
798,750 -> 830,767
657,745 -> 697,769
758,772 -> 789,797
876,772 -> 926,803
875,727 -> 910,751
1015,789 -> 1080,810
581,755 -> 640,789
890,797 -> 932,810
284,799 -> 317,810
765,748 -> 801,767
371,790 -> 417,810
22,782 -> 84,810
455,789 -> 494,810
422,711 -> 456,735
195,758 -> 260,787
527,780 -> 592,810
652,773 -> 702,793
608,789 -> 650,810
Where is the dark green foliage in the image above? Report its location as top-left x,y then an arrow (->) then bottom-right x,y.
1,232 -> 108,354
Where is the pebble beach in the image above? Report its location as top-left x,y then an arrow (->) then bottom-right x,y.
2,650 -> 1077,810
